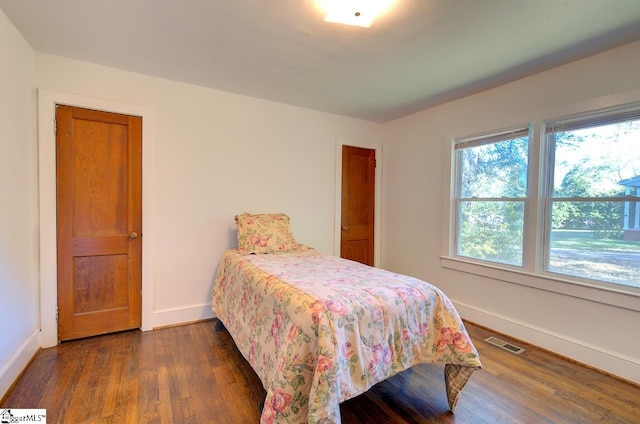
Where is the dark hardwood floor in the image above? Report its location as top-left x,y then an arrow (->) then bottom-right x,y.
2,320 -> 639,423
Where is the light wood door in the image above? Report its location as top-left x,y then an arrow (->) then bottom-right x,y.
340,145 -> 375,266
56,105 -> 142,341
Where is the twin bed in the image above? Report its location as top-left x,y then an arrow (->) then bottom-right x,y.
210,213 -> 481,423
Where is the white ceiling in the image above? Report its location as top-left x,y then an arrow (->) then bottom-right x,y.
2,0 -> 640,122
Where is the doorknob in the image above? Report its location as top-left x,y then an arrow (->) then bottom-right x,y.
129,232 -> 138,239
342,226 -> 348,231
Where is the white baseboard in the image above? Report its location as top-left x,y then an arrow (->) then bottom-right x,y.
453,301 -> 640,385
0,329 -> 40,400
152,303 -> 215,329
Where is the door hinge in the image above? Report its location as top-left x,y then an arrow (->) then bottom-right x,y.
55,306 -> 59,322
54,118 -> 57,136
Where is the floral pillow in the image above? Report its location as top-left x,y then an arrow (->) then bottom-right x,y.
236,213 -> 300,254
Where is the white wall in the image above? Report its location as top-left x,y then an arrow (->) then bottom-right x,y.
382,41 -> 640,383
34,53 -> 383,332
0,9 -> 39,397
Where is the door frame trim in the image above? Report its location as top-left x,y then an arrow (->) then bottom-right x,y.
38,89 -> 155,347
334,137 -> 382,267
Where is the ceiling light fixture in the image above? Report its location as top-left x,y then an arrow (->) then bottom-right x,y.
318,0 -> 395,28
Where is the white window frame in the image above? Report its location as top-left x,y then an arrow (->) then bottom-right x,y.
452,125 -> 532,268
541,104 -> 640,285
442,95 -> 640,313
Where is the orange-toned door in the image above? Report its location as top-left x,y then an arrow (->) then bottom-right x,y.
340,145 -> 375,266
56,105 -> 142,341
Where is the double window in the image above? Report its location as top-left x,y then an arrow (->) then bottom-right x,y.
452,104 -> 640,290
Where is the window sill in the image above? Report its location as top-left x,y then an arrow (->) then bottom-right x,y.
440,256 -> 640,312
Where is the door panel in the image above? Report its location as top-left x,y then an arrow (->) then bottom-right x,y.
73,255 -> 129,313
56,105 -> 142,341
72,117 -> 128,236
341,145 -> 375,266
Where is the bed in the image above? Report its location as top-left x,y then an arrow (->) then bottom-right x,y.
210,213 -> 482,424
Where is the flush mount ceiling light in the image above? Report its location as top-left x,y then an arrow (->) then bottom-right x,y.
318,0 -> 395,28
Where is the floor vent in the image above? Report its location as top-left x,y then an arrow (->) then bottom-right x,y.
484,336 -> 526,354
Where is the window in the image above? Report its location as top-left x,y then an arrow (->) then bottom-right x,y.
544,106 -> 640,288
451,105 -> 640,291
453,127 -> 531,267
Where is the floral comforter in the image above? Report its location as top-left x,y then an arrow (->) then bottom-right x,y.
210,248 -> 481,423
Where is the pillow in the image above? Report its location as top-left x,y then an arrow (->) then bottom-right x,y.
236,213 -> 300,254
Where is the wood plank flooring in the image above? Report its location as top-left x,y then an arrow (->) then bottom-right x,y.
2,320 -> 639,423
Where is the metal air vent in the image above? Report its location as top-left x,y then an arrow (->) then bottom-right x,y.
484,336 -> 526,354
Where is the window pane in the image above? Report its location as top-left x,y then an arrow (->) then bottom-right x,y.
552,120 -> 640,198
548,201 -> 640,288
458,136 -> 528,198
458,201 -> 524,266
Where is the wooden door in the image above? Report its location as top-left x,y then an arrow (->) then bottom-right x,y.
56,105 -> 142,341
341,145 -> 375,266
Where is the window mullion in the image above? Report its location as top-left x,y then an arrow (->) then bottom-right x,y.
525,122 -> 542,273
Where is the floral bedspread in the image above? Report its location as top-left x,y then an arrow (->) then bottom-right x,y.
210,248 -> 481,423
